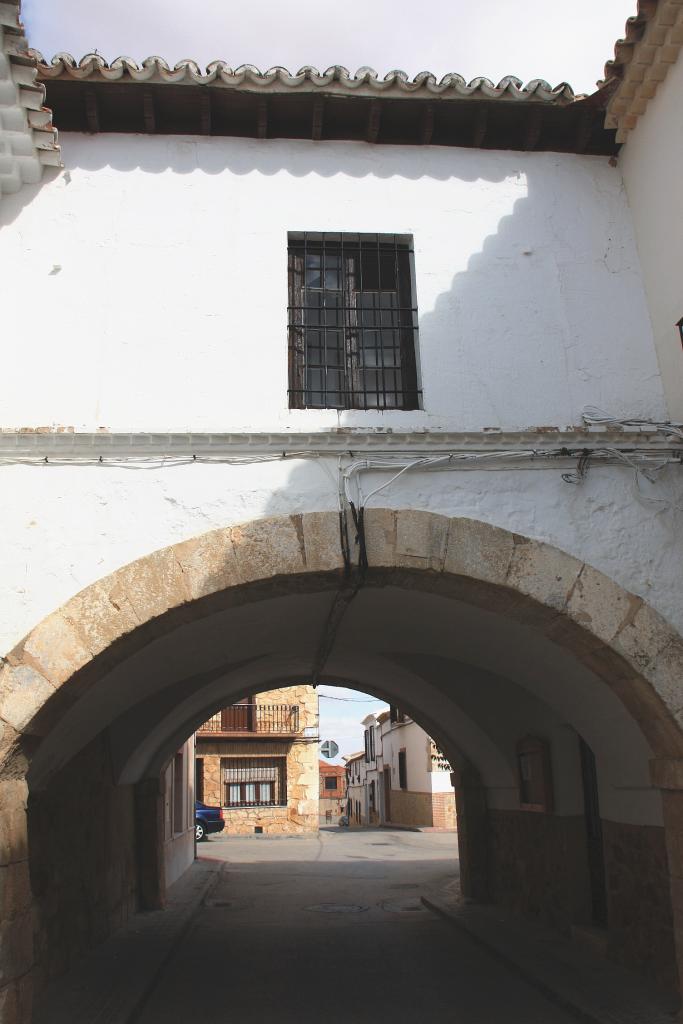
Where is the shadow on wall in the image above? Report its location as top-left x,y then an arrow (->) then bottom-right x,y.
25,133 -> 536,180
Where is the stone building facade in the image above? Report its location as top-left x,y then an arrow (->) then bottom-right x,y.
3,2 -> 683,1018
195,686 -> 319,835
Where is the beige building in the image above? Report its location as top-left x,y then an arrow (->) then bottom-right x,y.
196,686 -> 319,835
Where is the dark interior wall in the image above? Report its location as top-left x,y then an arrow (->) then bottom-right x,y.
602,819 -> 676,989
27,735 -> 138,988
485,808 -> 677,990
487,809 -> 592,929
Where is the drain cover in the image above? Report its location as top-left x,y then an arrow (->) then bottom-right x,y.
304,903 -> 369,914
390,883 -> 419,890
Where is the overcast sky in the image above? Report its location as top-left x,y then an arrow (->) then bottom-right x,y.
24,0 -> 634,95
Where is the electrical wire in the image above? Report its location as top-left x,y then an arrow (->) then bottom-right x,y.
582,405 -> 683,443
318,694 -> 388,703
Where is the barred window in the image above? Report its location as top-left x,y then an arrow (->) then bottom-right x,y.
288,232 -> 420,410
222,757 -> 287,808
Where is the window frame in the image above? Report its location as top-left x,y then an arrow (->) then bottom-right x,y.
287,232 -> 421,411
221,756 -> 287,809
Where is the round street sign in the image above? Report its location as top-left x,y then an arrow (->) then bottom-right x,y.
320,740 -> 339,759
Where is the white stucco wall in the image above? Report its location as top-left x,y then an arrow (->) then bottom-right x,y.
2,456 -> 683,656
0,133 -> 664,433
1,131 -> 680,653
381,719 -> 432,794
620,54 -> 683,420
162,735 -> 195,887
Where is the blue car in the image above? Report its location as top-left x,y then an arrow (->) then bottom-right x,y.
195,800 -> 225,841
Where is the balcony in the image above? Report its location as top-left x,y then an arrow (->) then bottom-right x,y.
197,704 -> 301,737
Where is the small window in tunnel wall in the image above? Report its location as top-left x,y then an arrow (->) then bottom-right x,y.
516,737 -> 553,813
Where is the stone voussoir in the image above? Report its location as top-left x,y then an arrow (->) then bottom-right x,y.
506,537 -> 584,613
20,612 -> 94,689
230,515 -> 307,582
613,601 -> 678,675
301,510 -> 345,573
565,563 -> 639,647
394,510 -> 449,570
362,508 -> 397,566
444,517 -> 515,585
112,547 -> 192,624
0,664 -> 55,737
60,576 -> 141,659
173,527 -> 241,600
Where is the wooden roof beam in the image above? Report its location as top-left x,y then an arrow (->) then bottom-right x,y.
473,107 -> 488,147
312,96 -> 324,141
257,97 -> 268,138
575,108 -> 593,153
143,89 -> 156,132
84,87 -> 99,133
200,90 -> 212,135
367,99 -> 381,143
420,104 -> 434,145
523,107 -> 543,150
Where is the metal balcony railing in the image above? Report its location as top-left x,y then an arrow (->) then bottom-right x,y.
198,704 -> 301,736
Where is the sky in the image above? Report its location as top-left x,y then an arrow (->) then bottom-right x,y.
24,0 -> 635,96
317,686 -> 388,765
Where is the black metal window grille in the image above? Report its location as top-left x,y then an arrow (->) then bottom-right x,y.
288,232 -> 420,410
221,757 -> 287,808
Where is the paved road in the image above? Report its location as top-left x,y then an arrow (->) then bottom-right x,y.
136,828 -> 579,1024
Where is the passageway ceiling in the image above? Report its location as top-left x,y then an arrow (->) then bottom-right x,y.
27,580 -> 661,826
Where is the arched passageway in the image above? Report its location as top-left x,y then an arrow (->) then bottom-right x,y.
2,510 -> 683,1019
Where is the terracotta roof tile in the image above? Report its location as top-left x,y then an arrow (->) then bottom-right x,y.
601,0 -> 683,141
32,53 -> 578,104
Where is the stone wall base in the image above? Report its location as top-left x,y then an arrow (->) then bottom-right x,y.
388,789 -> 434,827
486,809 -> 677,991
487,810 -> 592,931
27,736 -> 138,990
602,819 -> 676,990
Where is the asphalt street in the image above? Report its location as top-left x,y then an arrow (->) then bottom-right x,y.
135,828 -> 580,1024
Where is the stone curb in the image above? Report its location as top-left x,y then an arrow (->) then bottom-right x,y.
421,895 -> 680,1024
33,859 -> 222,1024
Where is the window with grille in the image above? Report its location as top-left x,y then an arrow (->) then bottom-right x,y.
324,776 -> 338,791
221,757 -> 286,808
288,232 -> 420,410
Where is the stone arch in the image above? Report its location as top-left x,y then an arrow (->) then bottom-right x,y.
2,509 -> 682,769
3,508 -> 683,1018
